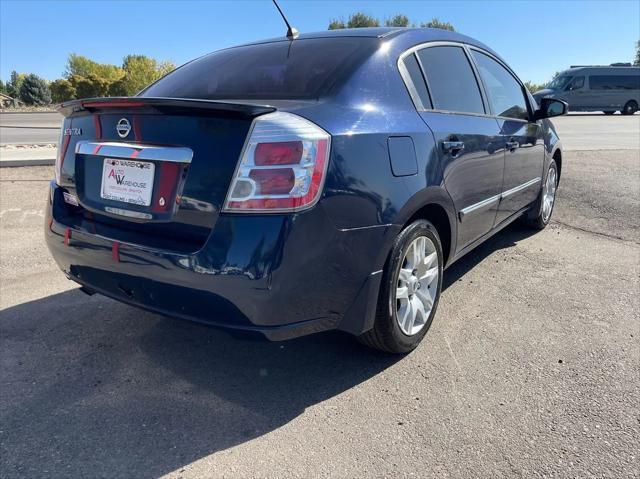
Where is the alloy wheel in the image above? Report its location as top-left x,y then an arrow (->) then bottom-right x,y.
542,165 -> 557,222
395,236 -> 439,336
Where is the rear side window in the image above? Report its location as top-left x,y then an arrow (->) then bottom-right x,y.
417,46 -> 485,114
402,53 -> 432,109
589,75 -> 640,90
471,50 -> 529,120
141,38 -> 377,100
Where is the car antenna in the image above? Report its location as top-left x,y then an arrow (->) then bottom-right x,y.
272,0 -> 299,40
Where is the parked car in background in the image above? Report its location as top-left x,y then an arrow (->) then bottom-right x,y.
533,65 -> 640,115
46,27 -> 566,353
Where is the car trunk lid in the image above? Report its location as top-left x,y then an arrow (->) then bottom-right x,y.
56,97 -> 275,253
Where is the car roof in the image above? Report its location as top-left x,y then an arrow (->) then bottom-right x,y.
295,27 -> 405,39
562,66 -> 640,74
235,27 -> 493,52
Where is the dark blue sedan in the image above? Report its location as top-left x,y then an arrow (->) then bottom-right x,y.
46,27 -> 566,353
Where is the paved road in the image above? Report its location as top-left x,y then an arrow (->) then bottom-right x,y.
552,114 -> 640,151
0,112 -> 62,145
1,141 -> 638,475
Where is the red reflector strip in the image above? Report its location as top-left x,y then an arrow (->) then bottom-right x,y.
56,134 -> 72,184
92,145 -> 102,155
130,149 -> 141,158
133,116 -> 142,141
82,101 -> 146,108
64,228 -> 71,246
112,242 -> 120,262
152,162 -> 181,212
60,135 -> 71,162
93,115 -> 102,139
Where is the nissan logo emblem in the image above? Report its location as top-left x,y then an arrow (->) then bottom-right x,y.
116,118 -> 131,138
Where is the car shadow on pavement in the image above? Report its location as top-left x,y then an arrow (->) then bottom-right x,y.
0,223 -> 535,478
0,290 -> 399,478
442,222 -> 537,290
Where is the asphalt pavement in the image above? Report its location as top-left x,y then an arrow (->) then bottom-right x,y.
0,117 -> 638,478
0,112 -> 62,145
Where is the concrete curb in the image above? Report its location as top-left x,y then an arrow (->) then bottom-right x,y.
0,148 -> 57,167
1,158 -> 55,167
0,110 -> 59,114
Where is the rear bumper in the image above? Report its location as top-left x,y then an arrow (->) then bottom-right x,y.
45,182 -> 394,340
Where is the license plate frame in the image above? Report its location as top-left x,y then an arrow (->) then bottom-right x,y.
100,158 -> 155,207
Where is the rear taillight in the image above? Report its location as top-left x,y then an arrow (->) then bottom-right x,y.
223,112 -> 331,213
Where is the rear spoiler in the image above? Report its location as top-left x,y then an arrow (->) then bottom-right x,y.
58,97 -> 276,118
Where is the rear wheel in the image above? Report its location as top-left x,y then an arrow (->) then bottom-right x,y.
359,220 -> 443,354
522,159 -> 558,230
622,101 -> 638,115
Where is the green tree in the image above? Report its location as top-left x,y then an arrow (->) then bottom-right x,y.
634,40 -> 640,67
71,73 -> 110,98
18,74 -> 51,105
523,81 -> 546,93
50,79 -> 77,103
385,14 -> 410,27
0,79 -> 6,94
329,12 -> 380,29
347,12 -> 379,28
64,54 -> 124,82
6,71 -> 26,98
108,78 -> 128,97
328,18 -> 346,30
118,54 -> 175,96
421,18 -> 455,31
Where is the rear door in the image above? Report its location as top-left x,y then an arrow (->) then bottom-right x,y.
407,44 -> 504,249
469,49 -> 545,224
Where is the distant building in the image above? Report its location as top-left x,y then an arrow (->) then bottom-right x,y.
0,93 -> 20,108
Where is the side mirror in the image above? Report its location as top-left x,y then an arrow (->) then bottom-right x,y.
534,98 -> 568,120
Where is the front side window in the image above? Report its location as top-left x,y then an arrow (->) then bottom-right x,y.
548,75 -> 572,90
565,76 -> 585,91
416,46 -> 485,114
471,50 -> 529,120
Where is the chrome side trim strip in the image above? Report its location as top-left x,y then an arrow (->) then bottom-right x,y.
459,177 -> 542,221
76,141 -> 193,163
501,177 -> 541,199
459,193 -> 501,220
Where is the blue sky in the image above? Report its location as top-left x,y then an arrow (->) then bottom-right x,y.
1,0 -> 638,85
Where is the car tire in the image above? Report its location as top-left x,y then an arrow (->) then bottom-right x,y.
522,159 -> 558,230
603,111 -> 615,115
359,219 -> 443,354
622,101 -> 638,115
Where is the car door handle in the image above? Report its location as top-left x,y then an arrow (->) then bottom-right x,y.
505,140 -> 519,151
442,141 -> 465,156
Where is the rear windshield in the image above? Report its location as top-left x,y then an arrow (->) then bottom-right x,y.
140,38 -> 377,100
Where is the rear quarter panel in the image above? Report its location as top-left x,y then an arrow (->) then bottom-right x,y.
280,37 -> 457,270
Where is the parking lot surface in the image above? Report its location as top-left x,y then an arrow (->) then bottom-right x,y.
0,115 -> 638,478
